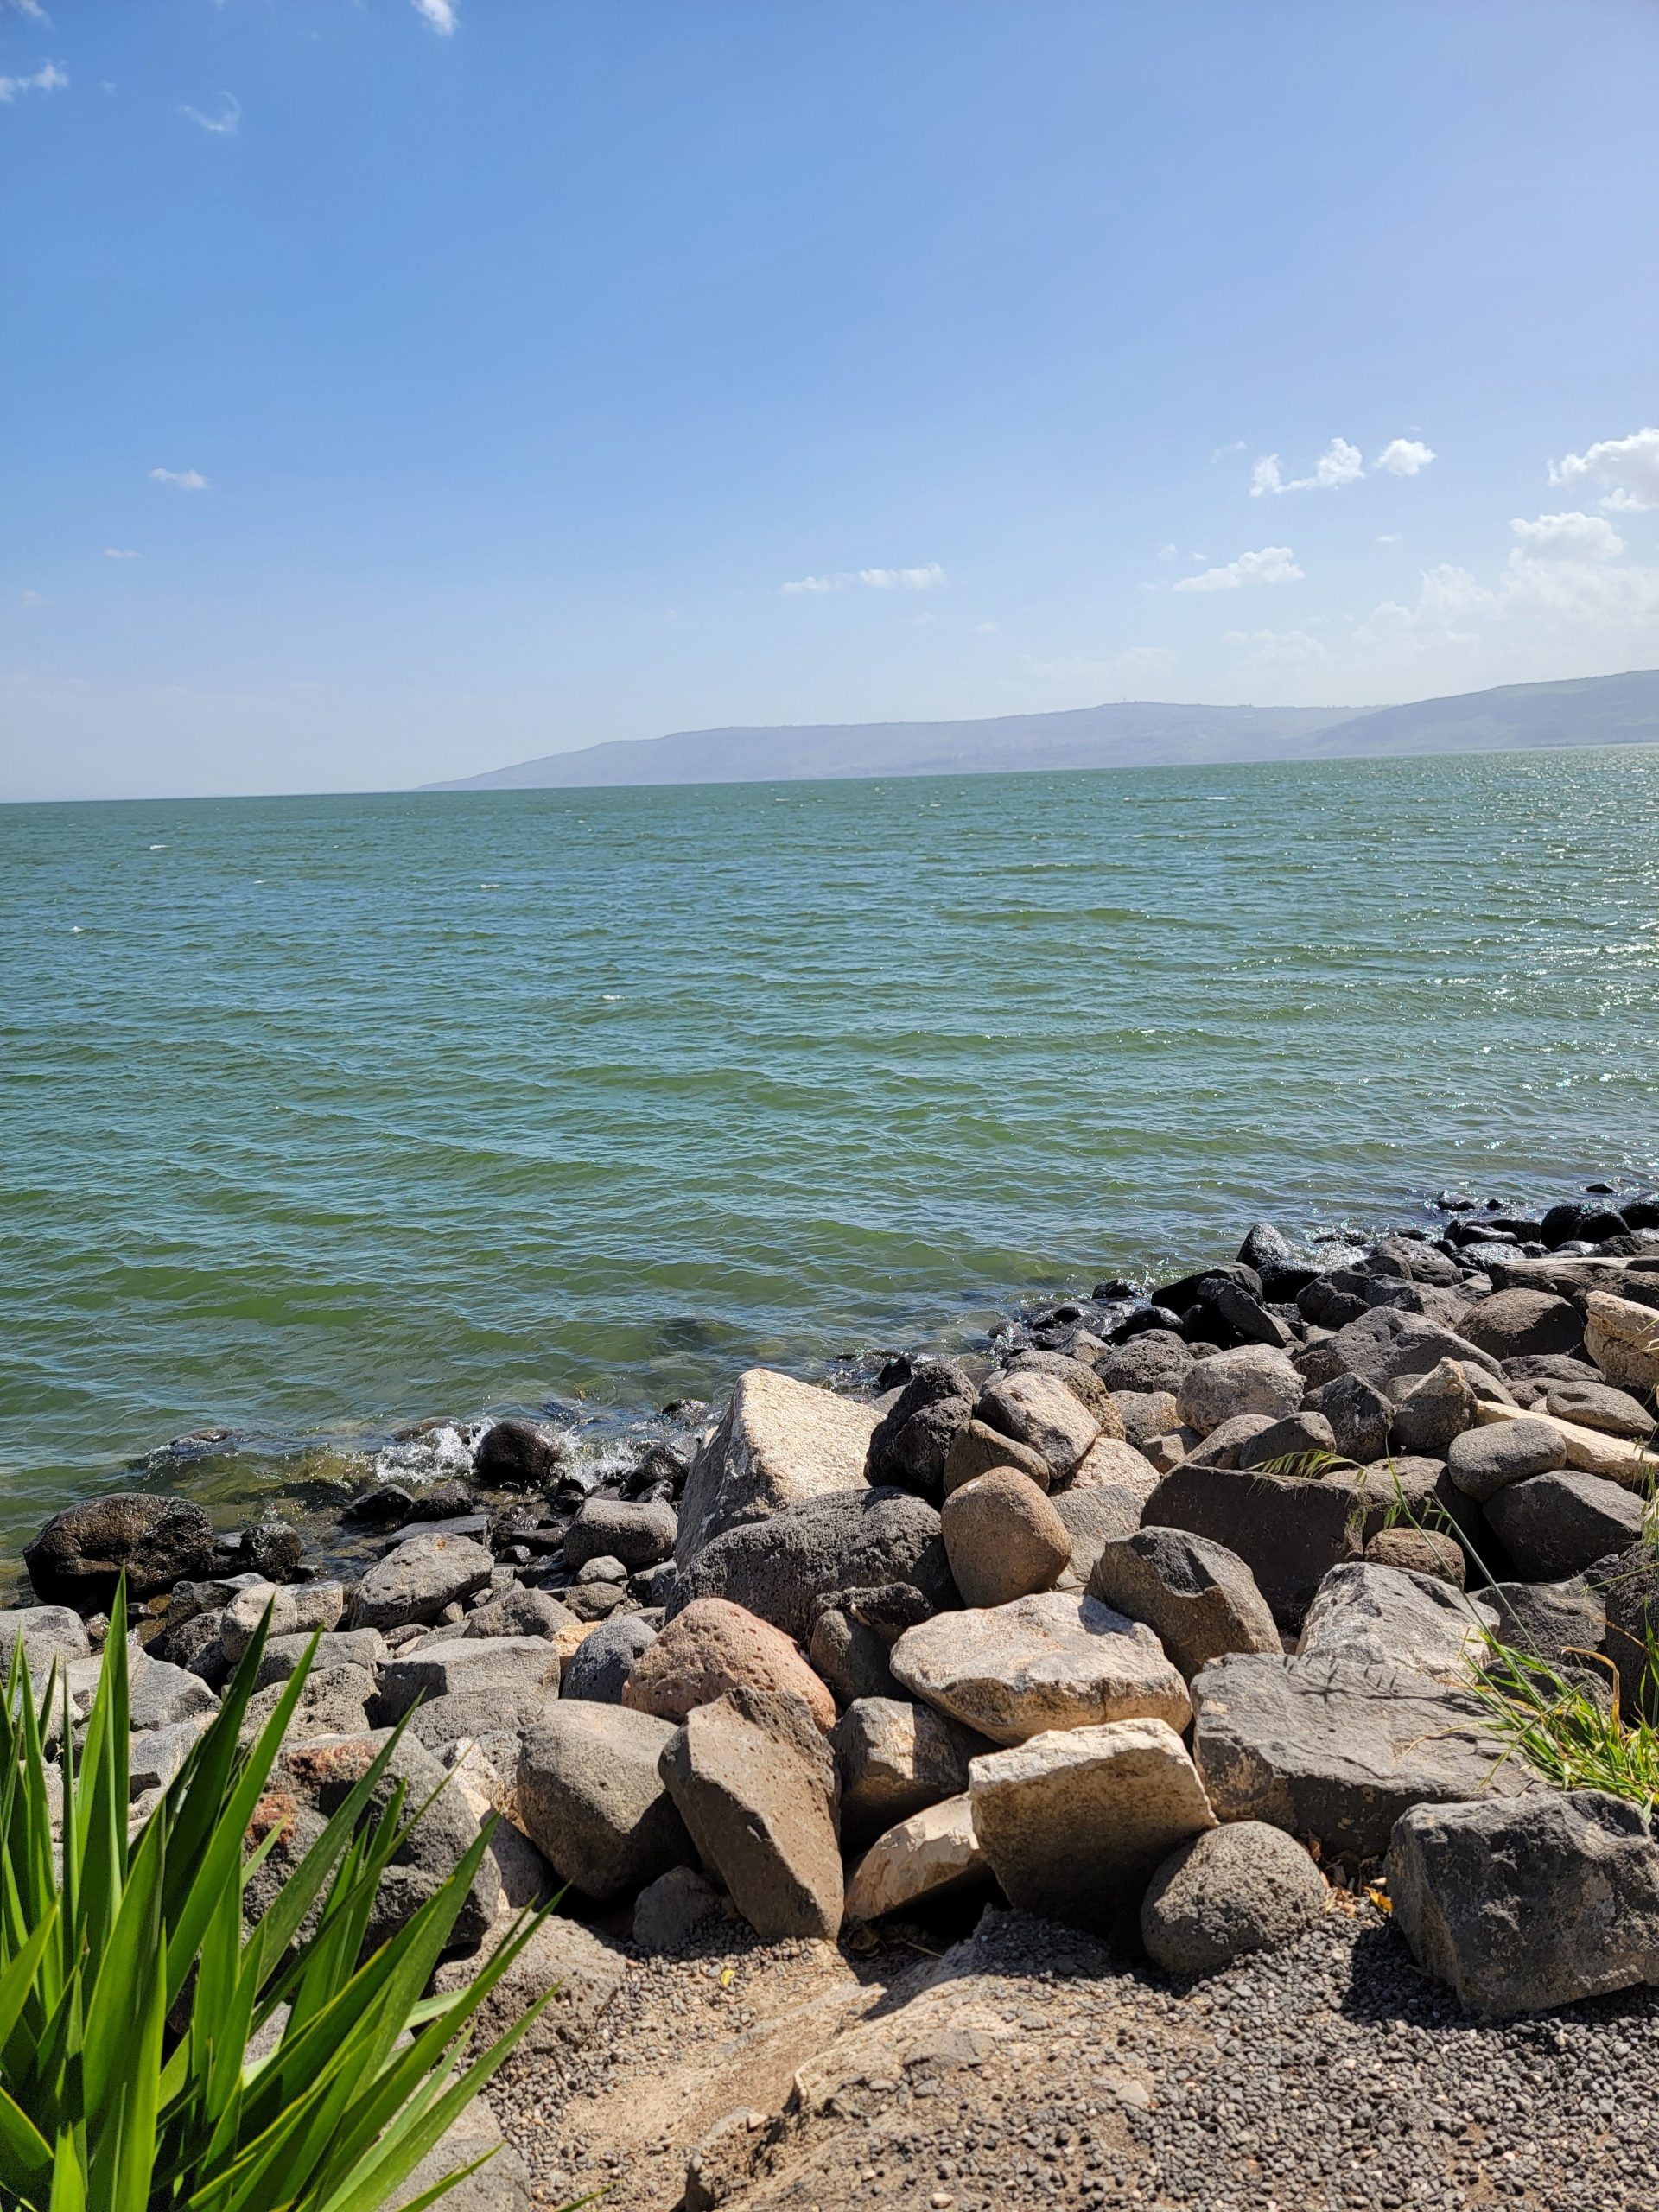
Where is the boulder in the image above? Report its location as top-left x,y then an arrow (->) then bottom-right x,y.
1445,1416 -> 1566,1503
565,1499 -> 677,1573
1387,1790 -> 1659,2017
834,1694 -> 984,1847
516,1702 -> 691,1900
940,1471 -> 1071,1608
561,1612 -> 658,1703
1088,1528 -> 1279,1681
1363,1529 -> 1466,1588
1486,1577 -> 1607,1670
1471,1398 -> 1656,1486
667,1489 -> 952,1646
1313,1309 -> 1504,1388
1544,1379 -> 1656,1441
889,1591 -> 1191,1746
843,1794 -> 989,1922
431,1908 -> 625,2054
658,1687 -> 843,1941
1189,1654 -> 1529,1859
1111,1390 -> 1182,1449
969,1718 -> 1216,1930
464,1586 -> 580,1641
1388,1358 -> 1479,1456
398,1690 -> 551,1774
808,1605 -> 898,1706
1005,1350 -> 1123,1427
1094,1332 -> 1193,1397
676,1370 -> 879,1564
0,1605 -> 89,1672
1141,1821 -> 1328,1976
245,1731 -> 497,1956
130,1718 -> 211,1797
622,1596 -> 836,1733
1183,1414 -> 1279,1471
219,1581 -> 346,1662
255,1628 -> 387,1688
129,1650 -> 220,1732
1175,1347 -> 1302,1439
375,1635 -> 562,1723
942,1419 -> 1052,1495
1236,1410 -> 1339,1471
402,2101 -> 531,2212
1583,1290 -> 1659,1391
1459,1289 -> 1585,1361
1587,1546 -> 1659,1719
1066,1434 -> 1162,1493
1484,1471 -> 1646,1580
352,1532 -> 495,1630
1294,1563 -> 1497,1677
1047,1484 -> 1150,1587
1140,1462 -> 1363,1629
632,1863 -> 725,1952
866,1363 -> 978,1498
976,1371 -> 1101,1479
242,1663 -> 377,1745
472,1418 -> 564,1488
24,1494 -> 217,1608
1301,1371 -> 1393,1465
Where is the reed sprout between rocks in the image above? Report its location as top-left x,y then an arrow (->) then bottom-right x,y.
0,1583 -> 553,2212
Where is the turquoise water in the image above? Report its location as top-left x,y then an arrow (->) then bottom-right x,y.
3,749 -> 1658,1556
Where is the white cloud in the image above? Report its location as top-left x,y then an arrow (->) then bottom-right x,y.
181,91 -> 239,135
1375,437 -> 1435,476
1548,427 -> 1659,512
1173,545 -> 1303,593
1211,440 -> 1247,463
149,467 -> 210,491
2,2 -> 51,22
102,547 -> 140,560
1250,437 -> 1365,496
1155,542 -> 1178,563
1510,511 -> 1624,563
410,0 -> 458,32
0,57 -> 66,100
781,563 -> 944,594
1376,533 -> 1402,544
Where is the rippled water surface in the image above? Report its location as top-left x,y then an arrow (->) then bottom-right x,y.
3,750 -> 1657,1554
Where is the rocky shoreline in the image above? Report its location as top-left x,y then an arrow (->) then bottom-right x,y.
7,1176 -> 1659,2210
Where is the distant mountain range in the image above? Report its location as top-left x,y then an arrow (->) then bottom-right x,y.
424,666 -> 1659,791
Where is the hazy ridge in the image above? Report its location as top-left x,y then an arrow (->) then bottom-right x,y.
424,668 -> 1659,791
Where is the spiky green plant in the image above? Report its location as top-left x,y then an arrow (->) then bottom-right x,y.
0,1582 -> 555,2212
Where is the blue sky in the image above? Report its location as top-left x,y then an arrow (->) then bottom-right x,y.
3,0 -> 1657,799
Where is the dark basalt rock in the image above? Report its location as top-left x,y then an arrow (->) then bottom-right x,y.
864,1360 -> 977,1500
472,1418 -> 566,1489
25,1493 -> 217,1610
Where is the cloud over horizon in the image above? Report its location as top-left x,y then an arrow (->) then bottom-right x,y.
1549,427 -> 1659,513
1173,545 -> 1303,593
782,563 -> 944,594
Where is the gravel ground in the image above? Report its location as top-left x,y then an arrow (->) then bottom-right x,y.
486,1897 -> 1659,2212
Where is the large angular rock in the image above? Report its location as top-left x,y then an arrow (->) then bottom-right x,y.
1587,1546 -> 1659,1719
1583,1290 -> 1659,1391
431,1908 -> 625,2054
565,1498 -> 677,1573
1140,1462 -> 1363,1629
1471,1399 -> 1656,1486
1460,1289 -> 1585,1361
1317,1308 -> 1504,1388
1484,1470 -> 1646,1580
622,1596 -> 835,1733
676,1370 -> 879,1564
1301,1372 -> 1392,1465
843,1794 -> 989,1922
398,1689 -> 552,1773
1544,1378 -> 1656,1441
1294,1563 -> 1497,1677
890,1591 -> 1191,1746
976,1371 -> 1101,1479
129,1649 -> 220,1732
940,1471 -> 1070,1608
866,1363 -> 978,1499
1487,1576 -> 1606,1670
255,1627 -> 387,1688
658,1686 -> 843,1940
560,1612 -> 658,1703
1141,1821 -> 1328,1976
375,1635 -> 562,1722
1190,1654 -> 1529,1859
516,1702 -> 691,1899
219,1581 -> 347,1662
808,1604 -> 899,1706
242,1663 -> 377,1745
1176,1347 -> 1302,1439
667,1489 -> 951,1646
402,2101 -> 531,2212
1047,1483 -> 1149,1587
1386,1790 -> 1659,2016
1088,1528 -> 1279,1681
24,1494 -> 217,1608
245,1731 -> 497,1956
352,1531 -> 495,1630
1067,1434 -> 1162,1494
1095,1331 -> 1193,1397
1389,1357 -> 1479,1456
464,1586 -> 579,1641
834,1694 -> 983,1847
1005,1350 -> 1123,1427
969,1718 -> 1216,1929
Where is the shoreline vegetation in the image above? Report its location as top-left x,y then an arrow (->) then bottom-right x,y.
7,1171 -> 1659,2207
